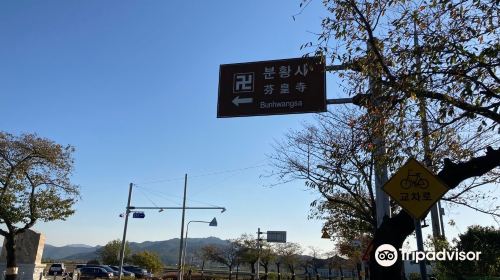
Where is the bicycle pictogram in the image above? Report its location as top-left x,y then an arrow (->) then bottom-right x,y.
400,170 -> 429,190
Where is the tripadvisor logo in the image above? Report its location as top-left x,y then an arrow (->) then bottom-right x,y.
375,244 -> 482,267
375,244 -> 398,267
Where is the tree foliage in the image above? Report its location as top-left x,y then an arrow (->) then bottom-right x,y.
298,0 -> 500,224
87,259 -> 101,265
0,132 -> 79,279
270,108 -> 499,245
259,243 -> 276,280
303,0 -> 499,128
274,242 -> 303,279
432,225 -> 500,278
131,251 -> 164,274
234,234 -> 260,276
98,239 -> 131,266
201,242 -> 240,273
0,132 -> 79,231
456,225 -> 500,276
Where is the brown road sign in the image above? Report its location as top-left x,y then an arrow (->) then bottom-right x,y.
217,56 -> 326,118
382,158 -> 448,219
266,231 -> 287,243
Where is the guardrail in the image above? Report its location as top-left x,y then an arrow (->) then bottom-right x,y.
161,269 -> 356,280
0,272 -> 77,280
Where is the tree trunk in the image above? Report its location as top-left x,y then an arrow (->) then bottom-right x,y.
250,262 -> 256,280
263,264 -> 268,280
356,263 -> 362,280
276,263 -> 281,280
236,263 -> 239,280
5,233 -> 18,280
201,260 -> 205,280
305,267 -> 310,280
369,148 -> 500,279
288,265 -> 295,280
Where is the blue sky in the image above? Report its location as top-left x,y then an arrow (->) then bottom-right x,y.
1,0 -> 497,254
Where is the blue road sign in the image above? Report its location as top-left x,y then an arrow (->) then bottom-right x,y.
132,212 -> 145,218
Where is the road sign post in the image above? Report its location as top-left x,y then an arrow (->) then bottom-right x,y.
382,158 -> 448,219
217,57 -> 326,118
132,212 -> 145,218
255,229 -> 287,280
266,231 -> 287,243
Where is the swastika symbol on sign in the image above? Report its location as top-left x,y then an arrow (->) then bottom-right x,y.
233,72 -> 254,93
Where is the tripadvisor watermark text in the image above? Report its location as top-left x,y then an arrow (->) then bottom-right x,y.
375,244 -> 482,267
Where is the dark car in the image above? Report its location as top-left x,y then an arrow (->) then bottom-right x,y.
86,265 -> 119,277
74,264 -> 86,273
48,263 -> 66,276
109,266 -> 135,277
79,267 -> 114,279
101,265 -> 121,277
122,266 -> 149,279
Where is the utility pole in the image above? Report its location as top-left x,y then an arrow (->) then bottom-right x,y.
413,20 -> 443,240
439,201 -> 446,237
178,174 -> 188,280
414,219 -> 428,279
325,41 -> 392,228
118,183 -> 133,280
367,39 -> 391,227
413,20 -> 429,280
256,228 -> 263,280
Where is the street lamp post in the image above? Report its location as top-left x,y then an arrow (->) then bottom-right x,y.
181,218 -> 218,278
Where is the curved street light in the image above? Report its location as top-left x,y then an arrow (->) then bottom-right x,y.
181,218 -> 218,277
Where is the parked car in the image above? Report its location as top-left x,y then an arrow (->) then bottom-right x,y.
79,267 -> 114,279
48,263 -> 66,276
86,265 -> 120,277
122,266 -> 149,279
74,264 -> 86,273
109,266 -> 135,277
101,265 -> 121,277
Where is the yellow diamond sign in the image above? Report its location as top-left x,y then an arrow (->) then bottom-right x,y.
382,158 -> 448,219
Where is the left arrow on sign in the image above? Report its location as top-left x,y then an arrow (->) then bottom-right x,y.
232,96 -> 253,107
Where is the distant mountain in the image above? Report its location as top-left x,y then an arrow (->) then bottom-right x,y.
42,237 -> 228,265
43,244 -> 99,261
66,244 -> 93,248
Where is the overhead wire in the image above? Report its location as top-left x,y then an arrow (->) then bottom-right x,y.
135,162 -> 267,185
136,186 -> 161,208
131,162 -> 269,208
186,162 -> 270,201
189,163 -> 268,179
134,184 -> 182,206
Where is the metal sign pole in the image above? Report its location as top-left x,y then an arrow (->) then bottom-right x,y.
118,183 -> 133,280
256,228 -> 261,280
178,174 -> 188,280
325,40 -> 392,228
414,220 -> 428,279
